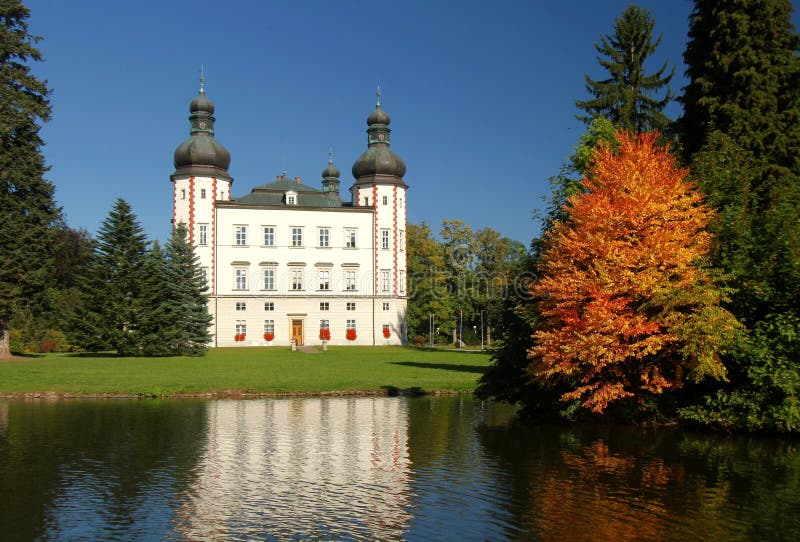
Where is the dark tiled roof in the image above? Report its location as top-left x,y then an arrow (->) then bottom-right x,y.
233,177 -> 344,208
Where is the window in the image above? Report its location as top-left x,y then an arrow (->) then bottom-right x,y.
198,224 -> 208,246
381,229 -> 390,250
319,302 -> 330,311
320,319 -> 330,330
345,270 -> 357,291
318,227 -> 330,247
264,302 -> 274,311
235,269 -> 247,290
346,302 -> 356,311
381,270 -> 391,292
291,227 -> 303,247
364,197 -> 369,206
399,230 -> 405,251
263,268 -> 275,290
200,267 -> 209,289
345,228 -> 357,248
346,319 -> 356,330
263,226 -> 275,247
382,195 -> 388,205
236,301 -> 247,311
264,319 -> 275,334
383,302 -> 390,311
235,320 -> 247,335
319,270 -> 330,290
291,269 -> 303,290
286,192 -> 297,205
399,270 -> 406,293
201,188 -> 207,199
181,189 -> 186,200
235,225 -> 247,246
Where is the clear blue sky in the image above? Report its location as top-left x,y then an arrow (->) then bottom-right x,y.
25,0 -> 792,245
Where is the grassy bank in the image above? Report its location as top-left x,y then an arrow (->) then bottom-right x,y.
0,346 -> 491,397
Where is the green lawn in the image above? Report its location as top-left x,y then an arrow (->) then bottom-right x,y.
0,346 -> 491,396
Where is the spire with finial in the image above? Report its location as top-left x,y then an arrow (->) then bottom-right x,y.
376,84 -> 382,107
199,64 -> 205,94
322,146 -> 341,197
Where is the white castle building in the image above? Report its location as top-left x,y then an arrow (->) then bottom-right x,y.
171,82 -> 408,347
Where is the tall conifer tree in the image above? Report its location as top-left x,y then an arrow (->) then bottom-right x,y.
161,223 -> 212,355
678,0 -> 800,431
0,0 -> 60,356
71,199 -> 149,355
576,4 -> 675,132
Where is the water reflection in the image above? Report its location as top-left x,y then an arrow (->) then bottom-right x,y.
173,398 -> 412,540
1,398 -> 799,541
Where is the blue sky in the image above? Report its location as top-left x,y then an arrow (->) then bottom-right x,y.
24,0 -> 785,245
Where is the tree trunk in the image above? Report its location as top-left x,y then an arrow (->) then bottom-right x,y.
0,320 -> 10,358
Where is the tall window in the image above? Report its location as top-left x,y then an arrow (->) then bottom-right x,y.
320,319 -> 330,330
181,189 -> 186,200
382,195 -> 388,205
235,225 -> 247,246
291,227 -> 303,247
383,302 -> 390,311
263,268 -> 275,290
235,269 -> 247,290
381,270 -> 391,292
319,270 -> 330,290
287,194 -> 296,205
198,224 -> 208,246
399,230 -> 405,251
235,320 -> 247,335
345,270 -> 357,291
381,229 -> 390,250
319,302 -> 330,311
235,301 -> 246,311
346,302 -> 356,311
291,269 -> 303,290
345,228 -> 357,248
399,270 -> 406,293
264,302 -> 275,311
200,267 -> 209,290
318,228 -> 330,247
346,319 -> 356,330
263,226 -> 275,247
201,188 -> 207,199
264,319 -> 275,334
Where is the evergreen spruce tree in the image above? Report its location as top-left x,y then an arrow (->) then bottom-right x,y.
576,4 -> 675,132
0,0 -> 61,357
72,199 -> 149,355
162,223 -> 212,355
137,241 -> 171,356
678,0 -> 800,431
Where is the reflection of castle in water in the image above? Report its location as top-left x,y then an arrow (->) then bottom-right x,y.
172,398 -> 412,540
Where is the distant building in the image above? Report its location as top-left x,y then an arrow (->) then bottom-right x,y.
171,81 -> 408,346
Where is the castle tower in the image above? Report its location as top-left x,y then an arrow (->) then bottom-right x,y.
171,74 -> 232,294
351,88 -> 408,341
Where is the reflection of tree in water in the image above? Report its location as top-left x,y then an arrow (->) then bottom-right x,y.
476,423 -> 800,541
0,400 -> 207,540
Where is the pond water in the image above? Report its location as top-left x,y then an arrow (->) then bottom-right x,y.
0,397 -> 798,541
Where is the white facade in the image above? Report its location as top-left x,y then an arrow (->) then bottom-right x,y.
171,89 -> 408,347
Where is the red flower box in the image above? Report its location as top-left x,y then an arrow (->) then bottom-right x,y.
235,333 -> 246,342
264,332 -> 274,342
319,328 -> 331,341
346,328 -> 357,341
383,327 -> 391,338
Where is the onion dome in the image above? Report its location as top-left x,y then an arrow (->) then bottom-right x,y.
321,148 -> 341,197
351,87 -> 407,183
172,75 -> 231,180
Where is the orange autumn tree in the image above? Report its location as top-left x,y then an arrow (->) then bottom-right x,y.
530,131 -> 740,414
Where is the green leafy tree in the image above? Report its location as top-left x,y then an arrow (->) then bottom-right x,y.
0,0 -> 60,357
576,4 -> 674,133
161,223 -> 212,355
677,0 -> 800,431
71,199 -> 149,355
406,222 -> 454,344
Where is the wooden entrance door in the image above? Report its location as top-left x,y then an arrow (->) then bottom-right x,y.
291,319 -> 303,345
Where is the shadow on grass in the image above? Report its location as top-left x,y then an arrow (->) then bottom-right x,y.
389,361 -> 487,374
381,385 -> 426,396
414,347 -> 491,355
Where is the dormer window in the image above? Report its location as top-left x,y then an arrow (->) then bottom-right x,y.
285,191 -> 297,205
